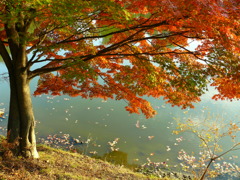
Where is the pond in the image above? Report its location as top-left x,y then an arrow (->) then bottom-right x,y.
0,62 -> 240,175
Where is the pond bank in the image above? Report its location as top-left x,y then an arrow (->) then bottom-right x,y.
0,144 -> 160,180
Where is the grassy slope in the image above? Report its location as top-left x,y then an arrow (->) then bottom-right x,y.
0,145 -> 161,180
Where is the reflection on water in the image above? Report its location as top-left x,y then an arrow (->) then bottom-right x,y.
102,151 -> 129,166
99,150 -> 139,169
0,63 -> 240,175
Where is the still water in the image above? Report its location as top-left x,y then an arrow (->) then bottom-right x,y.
0,63 -> 240,170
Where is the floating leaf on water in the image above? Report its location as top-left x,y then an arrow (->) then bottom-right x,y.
148,136 -> 154,140
0,109 -> 4,117
166,146 -> 171,151
135,120 -> 140,128
90,151 -> 98,154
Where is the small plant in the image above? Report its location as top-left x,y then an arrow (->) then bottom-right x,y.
174,115 -> 240,179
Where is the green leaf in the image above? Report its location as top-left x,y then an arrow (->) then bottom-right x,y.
99,26 -> 120,44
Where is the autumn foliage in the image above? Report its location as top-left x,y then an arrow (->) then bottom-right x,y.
0,0 -> 239,119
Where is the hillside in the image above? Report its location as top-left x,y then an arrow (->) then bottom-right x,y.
0,145 -> 160,180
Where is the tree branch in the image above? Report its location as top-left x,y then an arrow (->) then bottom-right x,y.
28,66 -> 64,80
0,41 -> 12,71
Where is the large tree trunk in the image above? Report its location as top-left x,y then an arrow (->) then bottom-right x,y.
0,4 -> 39,158
7,71 -> 39,158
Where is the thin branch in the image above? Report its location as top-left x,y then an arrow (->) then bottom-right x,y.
28,66 -> 64,80
172,41 -> 206,61
217,143 -> 240,159
56,19 -> 170,44
26,34 -> 47,53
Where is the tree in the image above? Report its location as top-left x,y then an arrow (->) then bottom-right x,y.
174,117 -> 240,179
0,0 -> 239,158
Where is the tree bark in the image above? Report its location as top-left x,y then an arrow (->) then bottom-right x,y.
7,71 -> 39,158
1,3 -> 40,158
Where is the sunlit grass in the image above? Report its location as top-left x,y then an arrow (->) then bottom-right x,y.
0,144 -> 161,180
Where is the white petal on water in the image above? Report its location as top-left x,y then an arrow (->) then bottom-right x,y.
141,125 -> 147,129
135,120 -> 140,128
166,146 -> 171,151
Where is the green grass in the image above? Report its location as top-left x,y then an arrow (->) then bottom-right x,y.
0,144 -> 163,180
